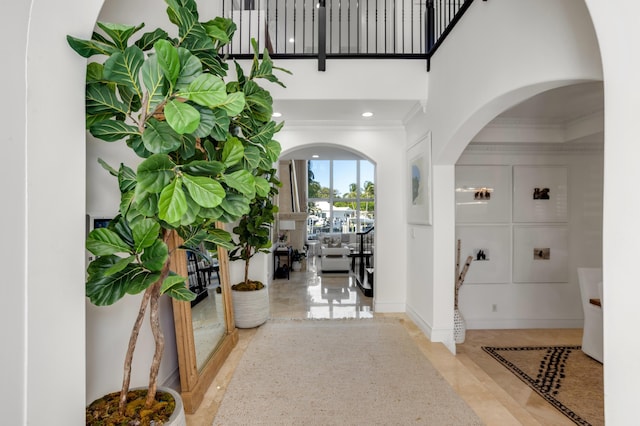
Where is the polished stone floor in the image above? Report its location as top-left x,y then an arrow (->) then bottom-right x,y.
186,257 -> 593,425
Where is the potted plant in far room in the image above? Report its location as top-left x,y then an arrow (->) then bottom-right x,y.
67,0 -> 288,423
291,249 -> 306,272
228,168 -> 281,328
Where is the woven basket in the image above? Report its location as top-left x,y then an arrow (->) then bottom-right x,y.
232,286 -> 270,328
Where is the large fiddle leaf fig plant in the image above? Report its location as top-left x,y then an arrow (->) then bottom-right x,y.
68,0 -> 287,418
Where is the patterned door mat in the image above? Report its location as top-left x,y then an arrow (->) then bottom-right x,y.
482,345 -> 603,426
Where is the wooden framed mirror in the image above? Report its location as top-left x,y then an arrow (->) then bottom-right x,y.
170,229 -> 238,413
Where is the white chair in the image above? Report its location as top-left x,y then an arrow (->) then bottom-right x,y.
577,267 -> 603,363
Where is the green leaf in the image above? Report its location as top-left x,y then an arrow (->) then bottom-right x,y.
223,169 -> 255,198
120,190 -> 135,216
118,164 -> 137,193
219,92 -> 245,116
249,120 -> 277,145
175,47 -> 203,90
180,190 -> 200,225
98,158 -> 118,177
161,273 -> 188,294
162,278 -> 196,301
127,134 -> 154,158
165,100 -> 200,134
208,108 -> 230,141
158,178 -> 187,224
135,191 -> 159,217
89,120 -> 139,142
243,80 -> 273,122
103,46 -> 144,99
202,20 -> 230,45
86,256 -> 129,305
97,22 -> 145,51
67,35 -> 118,58
192,105 -> 215,138
141,55 -> 167,113
182,174 -> 225,208
243,145 -> 262,169
103,255 -> 136,276
86,228 -> 131,256
86,83 -> 128,117
141,239 -> 169,272
266,140 -> 282,163
177,74 -> 226,106
254,176 -> 271,198
219,193 -> 250,218
177,133 -> 197,160
221,137 -> 244,167
142,118 -> 182,154
204,228 -> 235,250
126,270 -> 162,295
154,39 -> 180,84
181,160 -> 224,177
137,154 -> 176,193
131,218 -> 161,252
135,28 -> 170,51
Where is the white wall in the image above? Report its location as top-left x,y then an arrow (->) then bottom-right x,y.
581,1 -> 640,422
277,125 -> 408,312
404,0 -> 603,351
456,144 -> 603,329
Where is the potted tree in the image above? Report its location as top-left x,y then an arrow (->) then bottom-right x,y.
68,0 -> 288,423
228,178 -> 280,328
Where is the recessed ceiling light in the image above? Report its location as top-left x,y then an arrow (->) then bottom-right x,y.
312,154 -> 320,158
362,112 -> 373,117
289,38 -> 295,43
272,112 -> 282,118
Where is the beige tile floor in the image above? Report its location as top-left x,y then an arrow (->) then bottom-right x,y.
186,257 -> 592,425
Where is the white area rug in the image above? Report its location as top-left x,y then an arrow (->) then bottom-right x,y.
213,319 -> 482,425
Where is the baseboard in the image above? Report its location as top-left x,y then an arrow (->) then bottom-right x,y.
373,300 -> 405,313
465,318 -> 584,329
162,367 -> 182,392
406,305 -> 456,354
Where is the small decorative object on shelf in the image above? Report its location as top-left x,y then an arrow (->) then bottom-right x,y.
455,239 -> 473,344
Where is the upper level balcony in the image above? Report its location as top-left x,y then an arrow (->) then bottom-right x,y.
220,0 -> 481,70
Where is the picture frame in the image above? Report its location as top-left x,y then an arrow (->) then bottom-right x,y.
513,225 -> 568,283
513,166 -> 568,222
455,165 -> 511,223
407,133 -> 432,225
456,225 -> 511,283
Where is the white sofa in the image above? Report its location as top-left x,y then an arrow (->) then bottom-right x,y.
319,233 -> 351,272
577,267 -> 603,363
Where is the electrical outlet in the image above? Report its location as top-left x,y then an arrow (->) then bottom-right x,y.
492,304 -> 497,312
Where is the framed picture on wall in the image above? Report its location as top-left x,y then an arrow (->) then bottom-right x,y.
513,166 -> 568,222
456,225 -> 511,283
513,225 -> 568,283
407,133 -> 432,225
455,165 -> 511,223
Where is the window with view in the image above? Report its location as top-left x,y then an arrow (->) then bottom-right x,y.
307,159 -> 375,239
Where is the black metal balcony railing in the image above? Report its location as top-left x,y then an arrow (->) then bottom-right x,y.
221,0 -> 482,70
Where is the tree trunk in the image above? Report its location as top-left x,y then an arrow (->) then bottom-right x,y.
119,286 -> 153,414
145,281 -> 164,408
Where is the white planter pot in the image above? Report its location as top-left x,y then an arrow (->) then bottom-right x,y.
163,387 -> 187,426
232,286 -> 270,328
291,261 -> 302,271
